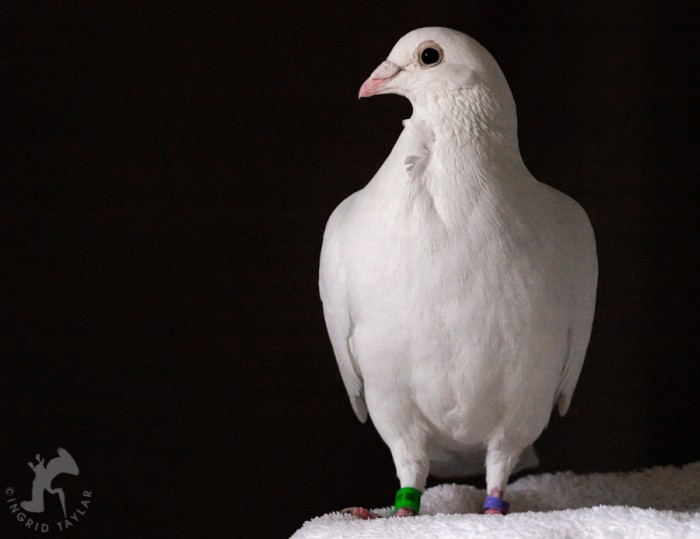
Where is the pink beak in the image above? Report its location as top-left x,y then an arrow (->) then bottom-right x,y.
358,60 -> 401,98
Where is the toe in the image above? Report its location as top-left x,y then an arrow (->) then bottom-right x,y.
341,507 -> 383,519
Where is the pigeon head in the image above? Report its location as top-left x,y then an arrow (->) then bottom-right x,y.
359,27 -> 516,131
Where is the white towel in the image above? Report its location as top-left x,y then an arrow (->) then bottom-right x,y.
292,462 -> 700,538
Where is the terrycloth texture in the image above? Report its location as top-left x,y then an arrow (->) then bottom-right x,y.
291,462 -> 700,538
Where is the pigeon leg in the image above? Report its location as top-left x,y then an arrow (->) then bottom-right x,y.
483,442 -> 521,515
387,442 -> 428,517
342,431 -> 428,519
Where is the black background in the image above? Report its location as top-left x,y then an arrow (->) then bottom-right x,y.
1,2 -> 697,537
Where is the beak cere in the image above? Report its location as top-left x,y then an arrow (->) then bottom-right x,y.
358,60 -> 401,98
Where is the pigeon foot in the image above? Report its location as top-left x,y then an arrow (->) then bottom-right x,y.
342,507 -> 383,519
341,506 -> 418,519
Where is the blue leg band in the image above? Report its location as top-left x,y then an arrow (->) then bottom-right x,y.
483,495 -> 510,514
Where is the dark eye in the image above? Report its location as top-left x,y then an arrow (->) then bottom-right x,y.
421,48 -> 441,66
418,41 -> 443,67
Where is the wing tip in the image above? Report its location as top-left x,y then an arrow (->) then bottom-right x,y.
556,393 -> 571,416
352,399 -> 368,423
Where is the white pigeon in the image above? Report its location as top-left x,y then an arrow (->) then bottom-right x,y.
319,27 -> 597,518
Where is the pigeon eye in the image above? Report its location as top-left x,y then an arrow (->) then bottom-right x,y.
418,42 -> 443,67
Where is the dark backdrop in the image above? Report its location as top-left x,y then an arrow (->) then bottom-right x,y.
2,2 -> 696,537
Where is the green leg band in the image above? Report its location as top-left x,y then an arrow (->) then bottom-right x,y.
394,487 -> 421,514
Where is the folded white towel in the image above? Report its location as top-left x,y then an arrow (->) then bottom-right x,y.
292,462 -> 700,538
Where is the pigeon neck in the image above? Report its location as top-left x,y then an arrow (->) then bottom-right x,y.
411,87 -> 523,177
